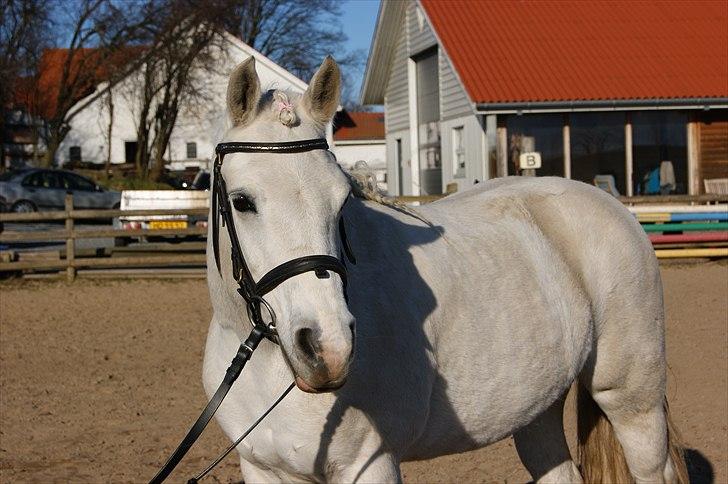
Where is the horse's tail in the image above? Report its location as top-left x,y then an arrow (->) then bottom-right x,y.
576,384 -> 631,483
665,400 -> 690,484
576,385 -> 688,483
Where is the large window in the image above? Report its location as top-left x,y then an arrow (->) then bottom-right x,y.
632,111 -> 687,194
506,114 -> 563,176
415,47 -> 442,194
452,126 -> 465,178
571,112 -> 626,194
396,138 -> 403,195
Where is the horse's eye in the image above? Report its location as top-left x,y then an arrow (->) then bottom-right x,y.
232,194 -> 256,213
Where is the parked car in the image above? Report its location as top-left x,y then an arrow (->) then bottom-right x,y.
189,170 -> 210,191
0,169 -> 121,212
114,189 -> 209,246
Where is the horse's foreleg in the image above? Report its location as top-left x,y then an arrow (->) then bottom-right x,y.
513,394 -> 582,483
240,457 -> 281,483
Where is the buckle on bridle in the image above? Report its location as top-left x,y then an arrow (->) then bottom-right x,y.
244,295 -> 278,342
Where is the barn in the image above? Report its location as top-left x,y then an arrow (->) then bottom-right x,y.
56,31 -> 310,170
360,1 -> 728,196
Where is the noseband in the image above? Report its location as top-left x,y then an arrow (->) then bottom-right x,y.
150,138 -> 354,483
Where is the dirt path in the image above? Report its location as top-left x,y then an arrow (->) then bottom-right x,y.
1,262 -> 726,483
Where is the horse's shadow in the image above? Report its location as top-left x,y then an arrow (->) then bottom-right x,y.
313,199 -> 477,479
684,448 -> 715,484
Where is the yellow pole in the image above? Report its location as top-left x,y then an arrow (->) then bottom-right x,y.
655,248 -> 728,259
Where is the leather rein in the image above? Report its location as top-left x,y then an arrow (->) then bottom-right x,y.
149,138 -> 354,483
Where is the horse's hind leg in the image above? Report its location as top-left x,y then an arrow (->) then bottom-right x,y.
579,288 -> 687,483
513,395 -> 582,483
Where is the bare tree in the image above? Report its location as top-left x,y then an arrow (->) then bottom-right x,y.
6,0 -> 158,167
35,1 -> 146,166
124,0 -> 226,179
220,0 -> 364,103
0,0 -> 49,167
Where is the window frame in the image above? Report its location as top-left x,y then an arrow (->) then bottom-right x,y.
452,126 -> 465,178
186,142 -> 197,160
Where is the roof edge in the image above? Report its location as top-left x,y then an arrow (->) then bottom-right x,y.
66,27 -> 310,122
476,98 -> 728,114
360,1 -> 405,105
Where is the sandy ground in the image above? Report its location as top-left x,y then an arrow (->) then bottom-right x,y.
0,262 -> 726,483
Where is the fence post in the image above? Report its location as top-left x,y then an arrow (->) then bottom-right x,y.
65,193 -> 75,282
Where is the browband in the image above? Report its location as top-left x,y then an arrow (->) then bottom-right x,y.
216,139 -> 329,156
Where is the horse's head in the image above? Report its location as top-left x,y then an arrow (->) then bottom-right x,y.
214,56 -> 354,393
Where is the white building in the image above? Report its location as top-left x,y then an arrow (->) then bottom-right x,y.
56,31 -> 311,170
331,111 -> 387,192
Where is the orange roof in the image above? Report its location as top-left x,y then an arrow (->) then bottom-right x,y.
333,111 -> 385,141
421,0 -> 728,104
13,47 -> 144,119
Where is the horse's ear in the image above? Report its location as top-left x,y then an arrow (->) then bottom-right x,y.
227,57 -> 261,127
302,56 -> 340,125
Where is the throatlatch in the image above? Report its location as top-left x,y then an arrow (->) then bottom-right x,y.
149,138 -> 354,483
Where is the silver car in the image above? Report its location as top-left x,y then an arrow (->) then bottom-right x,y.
0,169 -> 121,212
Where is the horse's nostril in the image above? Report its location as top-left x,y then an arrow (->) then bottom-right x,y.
296,327 -> 320,361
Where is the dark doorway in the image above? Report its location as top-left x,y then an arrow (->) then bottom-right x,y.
125,141 -> 138,164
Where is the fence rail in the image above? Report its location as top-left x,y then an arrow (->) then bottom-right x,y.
1,192 -> 727,279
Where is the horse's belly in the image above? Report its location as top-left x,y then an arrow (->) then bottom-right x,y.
407,317 -> 590,460
404,223 -> 592,460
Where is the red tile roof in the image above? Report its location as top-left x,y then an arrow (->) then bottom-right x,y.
421,0 -> 728,104
333,111 -> 385,141
12,47 -> 144,119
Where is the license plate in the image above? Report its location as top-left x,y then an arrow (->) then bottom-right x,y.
149,220 -> 188,229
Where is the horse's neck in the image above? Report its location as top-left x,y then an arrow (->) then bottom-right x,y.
344,198 -> 441,269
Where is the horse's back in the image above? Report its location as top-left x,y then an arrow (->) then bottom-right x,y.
430,176 -> 658,315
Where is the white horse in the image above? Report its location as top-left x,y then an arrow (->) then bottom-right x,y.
202,56 -> 688,483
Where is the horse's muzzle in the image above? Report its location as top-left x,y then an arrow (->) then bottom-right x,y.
291,321 -> 354,392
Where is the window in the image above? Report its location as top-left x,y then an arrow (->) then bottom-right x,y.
396,138 -> 403,195
632,111 -> 687,195
452,126 -> 465,178
506,114 -> 564,177
62,173 -> 96,191
570,112 -> 626,194
69,146 -> 81,162
415,47 -> 442,194
186,142 -> 197,159
23,171 -> 61,189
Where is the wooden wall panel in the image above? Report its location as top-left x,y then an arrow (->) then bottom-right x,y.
698,110 -> 728,193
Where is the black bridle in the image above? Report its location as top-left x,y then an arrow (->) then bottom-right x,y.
149,138 -> 353,484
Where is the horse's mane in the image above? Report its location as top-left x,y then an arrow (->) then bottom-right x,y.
344,161 -> 433,227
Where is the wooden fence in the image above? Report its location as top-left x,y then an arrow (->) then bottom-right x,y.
0,194 -> 208,280
1,192 -> 727,280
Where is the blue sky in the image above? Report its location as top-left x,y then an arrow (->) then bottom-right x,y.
340,0 -> 381,100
